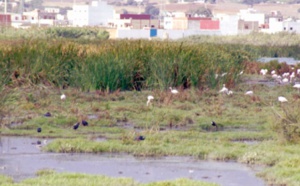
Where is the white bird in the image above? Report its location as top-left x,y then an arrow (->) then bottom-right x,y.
219,84 -> 228,94
271,70 -> 276,75
147,95 -> 154,106
169,87 -> 179,94
60,94 -> 66,100
293,84 -> 300,92
260,69 -> 268,76
282,78 -> 289,83
278,96 -> 288,103
227,90 -> 233,95
245,91 -> 253,95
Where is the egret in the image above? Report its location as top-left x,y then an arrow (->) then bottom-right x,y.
147,95 -> 154,106
227,90 -> 233,95
169,87 -> 179,94
282,78 -> 289,83
37,127 -> 42,133
219,84 -> 228,94
293,84 -> 300,92
271,70 -> 276,75
73,122 -> 80,130
278,96 -> 288,103
82,120 -> 88,126
260,69 -> 268,76
60,94 -> 66,100
245,91 -> 253,95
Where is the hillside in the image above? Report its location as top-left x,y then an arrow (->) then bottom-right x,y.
42,0 -> 300,18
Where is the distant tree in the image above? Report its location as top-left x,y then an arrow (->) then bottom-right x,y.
144,5 -> 159,19
127,0 -> 137,6
120,9 -> 129,14
188,7 -> 213,17
24,0 -> 43,11
242,0 -> 267,6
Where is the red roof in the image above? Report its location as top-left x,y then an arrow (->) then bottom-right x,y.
120,14 -> 150,20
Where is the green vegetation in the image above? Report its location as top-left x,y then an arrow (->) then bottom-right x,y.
0,172 -> 218,186
1,30 -> 300,185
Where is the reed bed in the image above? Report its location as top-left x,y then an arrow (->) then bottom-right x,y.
0,39 -> 248,91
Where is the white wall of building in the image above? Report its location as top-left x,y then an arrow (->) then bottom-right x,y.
283,20 -> 300,33
70,0 -> 114,27
163,17 -> 173,30
216,14 -> 239,35
238,8 -> 265,25
115,29 -> 221,40
262,17 -> 283,33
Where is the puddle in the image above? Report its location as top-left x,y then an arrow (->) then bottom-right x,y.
0,136 -> 265,186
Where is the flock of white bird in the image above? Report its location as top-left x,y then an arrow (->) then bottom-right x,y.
147,87 -> 178,106
58,68 -> 300,107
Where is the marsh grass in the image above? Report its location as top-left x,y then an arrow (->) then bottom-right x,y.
0,172 -> 218,186
2,32 -> 300,185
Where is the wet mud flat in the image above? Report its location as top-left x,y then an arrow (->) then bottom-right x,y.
0,137 -> 265,186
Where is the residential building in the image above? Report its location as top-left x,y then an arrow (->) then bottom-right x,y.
108,13 -> 159,29
68,0 -> 114,27
238,8 -> 265,26
22,9 -> 56,26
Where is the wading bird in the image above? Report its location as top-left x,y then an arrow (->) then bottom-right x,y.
211,121 -> 218,131
37,127 -> 42,133
82,120 -> 88,126
278,96 -> 288,103
293,84 -> 300,92
219,84 -> 228,94
245,91 -> 253,95
135,135 -> 145,141
44,112 -> 51,117
169,87 -> 179,94
73,122 -> 80,130
147,95 -> 154,106
60,93 -> 66,100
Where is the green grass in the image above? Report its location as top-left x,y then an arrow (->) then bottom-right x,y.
0,172 -> 218,186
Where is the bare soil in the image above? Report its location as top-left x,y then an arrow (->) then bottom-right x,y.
43,0 -> 300,19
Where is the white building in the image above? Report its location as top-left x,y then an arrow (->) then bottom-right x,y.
238,8 -> 265,26
283,18 -> 300,33
215,14 -> 239,35
69,0 -> 114,27
45,7 -> 60,14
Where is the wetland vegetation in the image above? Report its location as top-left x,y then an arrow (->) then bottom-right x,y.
1,27 -> 300,185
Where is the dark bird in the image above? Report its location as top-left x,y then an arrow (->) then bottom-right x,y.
73,122 -> 80,130
135,135 -> 145,141
37,127 -> 42,133
211,121 -> 219,131
44,112 -> 51,117
82,120 -> 88,126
